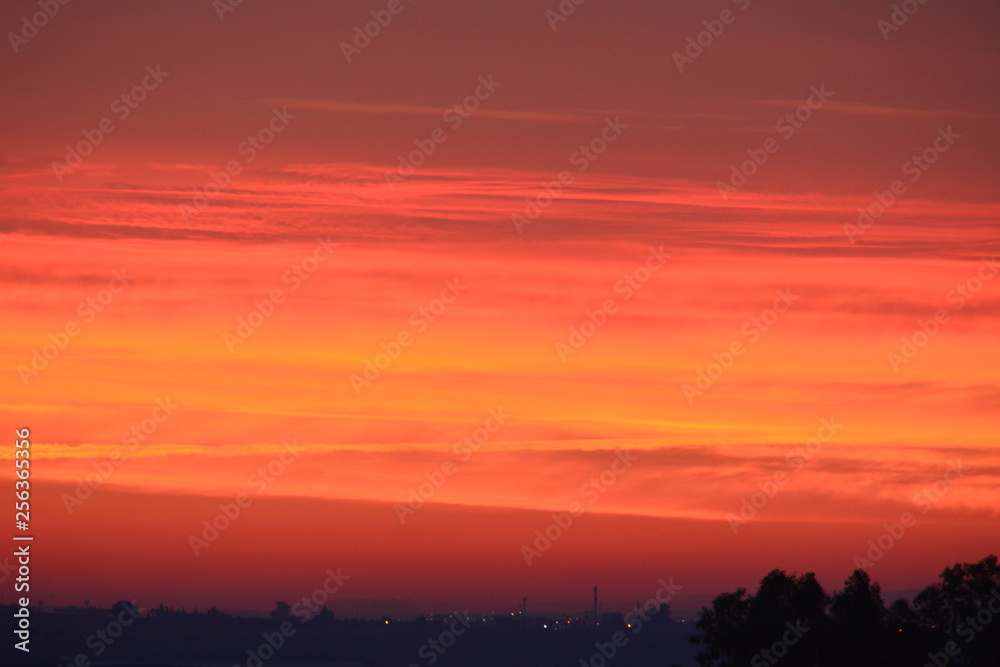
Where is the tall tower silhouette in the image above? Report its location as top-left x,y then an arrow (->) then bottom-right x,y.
593,586 -> 598,625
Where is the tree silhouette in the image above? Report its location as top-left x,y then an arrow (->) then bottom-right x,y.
914,554 -> 1000,664
694,588 -> 750,666
111,600 -> 140,619
271,601 -> 291,619
828,569 -> 886,665
695,570 -> 826,666
694,555 -> 1000,667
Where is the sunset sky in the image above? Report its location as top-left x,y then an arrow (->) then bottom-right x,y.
1,0 -> 998,617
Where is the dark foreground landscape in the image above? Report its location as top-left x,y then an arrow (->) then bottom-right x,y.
3,555 -> 998,667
